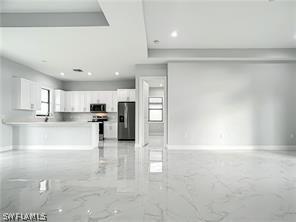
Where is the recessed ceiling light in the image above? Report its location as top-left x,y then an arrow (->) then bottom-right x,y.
160,83 -> 163,87
60,72 -> 65,76
171,30 -> 178,38
88,72 -> 92,76
115,72 -> 119,76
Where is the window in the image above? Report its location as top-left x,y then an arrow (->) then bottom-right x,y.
148,97 -> 163,122
36,88 -> 50,116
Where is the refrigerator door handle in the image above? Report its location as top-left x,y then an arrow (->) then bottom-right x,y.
124,103 -> 128,128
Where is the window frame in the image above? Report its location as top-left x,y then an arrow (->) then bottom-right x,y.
148,97 -> 163,122
36,88 -> 50,117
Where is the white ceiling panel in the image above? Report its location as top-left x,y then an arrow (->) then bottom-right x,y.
0,0 -> 148,81
0,0 -> 102,13
144,0 -> 296,49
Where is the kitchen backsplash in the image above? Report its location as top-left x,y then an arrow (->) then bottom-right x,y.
63,112 -> 117,122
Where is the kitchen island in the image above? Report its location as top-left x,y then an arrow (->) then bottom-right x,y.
4,121 -> 100,150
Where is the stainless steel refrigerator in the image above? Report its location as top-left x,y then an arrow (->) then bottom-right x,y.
118,102 -> 135,140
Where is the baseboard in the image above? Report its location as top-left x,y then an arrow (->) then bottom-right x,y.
0,145 -> 13,152
13,145 -> 94,150
167,145 -> 296,151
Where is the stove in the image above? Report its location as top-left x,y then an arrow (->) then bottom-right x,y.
89,114 -> 108,141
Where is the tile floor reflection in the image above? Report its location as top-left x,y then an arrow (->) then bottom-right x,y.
1,139 -> 296,222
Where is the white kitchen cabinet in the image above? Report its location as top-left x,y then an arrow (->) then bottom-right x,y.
64,91 -> 72,112
65,91 -> 91,113
112,91 -> 118,112
104,122 -> 117,139
30,82 -> 41,110
62,90 -> 119,113
13,78 -> 41,110
99,91 -> 113,112
82,91 -> 92,112
117,89 -> 136,102
129,89 -> 136,101
91,91 -> 101,104
54,89 -> 65,112
72,91 -> 83,112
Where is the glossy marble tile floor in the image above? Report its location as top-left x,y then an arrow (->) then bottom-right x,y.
1,137 -> 296,222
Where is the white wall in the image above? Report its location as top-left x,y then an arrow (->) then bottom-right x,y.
63,80 -> 135,91
0,56 -> 63,150
168,62 -> 296,147
0,59 -> 3,150
149,87 -> 164,97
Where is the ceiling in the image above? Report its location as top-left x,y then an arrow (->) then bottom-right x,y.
0,0 -> 148,81
0,0 -> 296,81
0,0 -> 102,13
145,78 -> 165,88
144,0 -> 296,49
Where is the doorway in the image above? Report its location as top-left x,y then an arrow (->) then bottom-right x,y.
138,76 -> 167,147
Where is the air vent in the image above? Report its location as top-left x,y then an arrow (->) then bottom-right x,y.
73,68 -> 83,72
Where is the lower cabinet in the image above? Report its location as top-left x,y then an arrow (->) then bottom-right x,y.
104,122 -> 117,139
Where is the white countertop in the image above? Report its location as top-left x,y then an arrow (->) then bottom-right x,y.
4,121 -> 99,126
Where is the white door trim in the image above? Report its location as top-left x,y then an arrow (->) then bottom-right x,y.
137,76 -> 168,147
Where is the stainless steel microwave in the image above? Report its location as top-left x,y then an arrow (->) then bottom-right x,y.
90,104 -> 106,113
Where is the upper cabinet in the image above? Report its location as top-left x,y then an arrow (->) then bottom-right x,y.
13,78 -> 41,110
117,89 -> 136,102
100,91 -> 114,112
112,91 -> 118,112
54,89 -> 65,112
53,89 -> 135,113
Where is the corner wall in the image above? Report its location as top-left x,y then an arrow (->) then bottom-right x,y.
0,56 -> 63,151
168,62 -> 296,148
